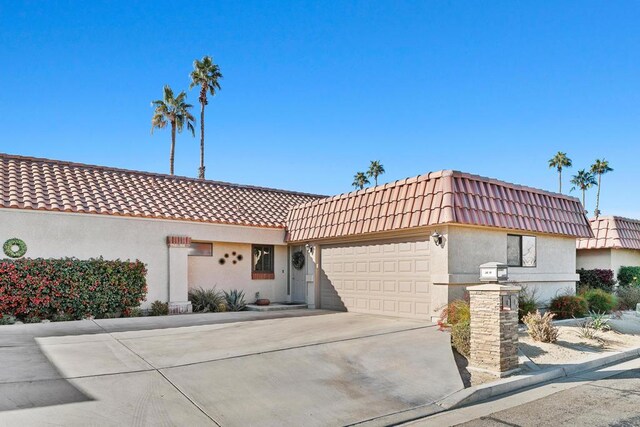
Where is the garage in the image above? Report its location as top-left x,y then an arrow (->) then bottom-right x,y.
319,237 -> 432,319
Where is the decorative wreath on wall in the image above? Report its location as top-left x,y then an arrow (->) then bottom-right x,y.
292,251 -> 305,270
3,238 -> 27,258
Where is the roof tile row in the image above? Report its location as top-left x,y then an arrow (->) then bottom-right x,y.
577,216 -> 640,250
0,153 -> 323,228
285,170 -> 593,242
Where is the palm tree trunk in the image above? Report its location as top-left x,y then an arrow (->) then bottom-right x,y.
199,100 -> 206,179
582,189 -> 586,213
375,176 -> 378,186
595,174 -> 602,218
170,123 -> 176,175
559,169 -> 562,193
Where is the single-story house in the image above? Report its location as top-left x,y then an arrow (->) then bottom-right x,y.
0,153 -> 593,320
577,216 -> 640,276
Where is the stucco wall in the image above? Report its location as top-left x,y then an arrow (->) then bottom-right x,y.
0,208 -> 288,307
188,243 -> 288,302
576,248 -> 640,280
442,226 -> 579,303
576,249 -> 612,271
611,249 -> 640,278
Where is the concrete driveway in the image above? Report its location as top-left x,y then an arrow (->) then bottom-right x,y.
0,310 -> 462,426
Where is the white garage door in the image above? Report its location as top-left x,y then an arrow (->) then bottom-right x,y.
319,238 -> 432,319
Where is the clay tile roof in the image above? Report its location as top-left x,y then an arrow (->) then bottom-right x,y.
0,153 -> 324,228
577,216 -> 640,250
285,170 -> 593,242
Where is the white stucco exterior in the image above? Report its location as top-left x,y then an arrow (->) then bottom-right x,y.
2,207 -> 582,314
0,208 -> 289,307
440,225 -> 579,304
577,248 -> 640,278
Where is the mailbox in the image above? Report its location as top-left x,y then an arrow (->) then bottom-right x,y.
479,262 -> 509,283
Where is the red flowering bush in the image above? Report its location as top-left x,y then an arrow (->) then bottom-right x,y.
0,258 -> 147,322
549,294 -> 588,320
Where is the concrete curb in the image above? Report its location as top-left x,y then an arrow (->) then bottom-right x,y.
436,346 -> 640,410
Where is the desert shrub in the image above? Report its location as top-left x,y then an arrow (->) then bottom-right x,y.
0,257 -> 147,322
224,289 -> 247,311
149,300 -> 169,316
522,311 -> 559,343
451,320 -> 470,357
438,299 -> 470,328
549,294 -> 589,319
518,285 -> 539,323
577,320 -> 602,342
582,289 -> 617,313
0,314 -> 16,325
616,286 -> 640,310
189,287 -> 226,313
617,267 -> 640,287
577,269 -> 616,292
124,307 -> 143,318
587,311 -> 611,331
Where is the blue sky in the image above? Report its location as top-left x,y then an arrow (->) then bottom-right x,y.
1,1 -> 639,217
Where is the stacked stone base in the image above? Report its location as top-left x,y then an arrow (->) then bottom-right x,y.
468,284 -> 520,377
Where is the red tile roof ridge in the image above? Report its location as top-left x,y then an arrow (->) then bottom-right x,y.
290,168 -> 581,212
291,170 -> 451,210
449,170 -> 583,204
0,152 -> 326,199
591,215 -> 640,224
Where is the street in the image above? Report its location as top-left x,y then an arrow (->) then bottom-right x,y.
411,358 -> 640,427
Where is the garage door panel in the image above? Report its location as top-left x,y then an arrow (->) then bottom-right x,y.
320,238 -> 432,320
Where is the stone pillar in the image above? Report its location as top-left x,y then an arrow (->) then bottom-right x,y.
468,284 -> 520,377
166,236 -> 193,314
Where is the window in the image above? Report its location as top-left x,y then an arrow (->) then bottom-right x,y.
507,235 -> 536,267
188,242 -> 213,257
252,245 -> 275,279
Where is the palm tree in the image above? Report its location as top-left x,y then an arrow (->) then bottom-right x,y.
366,160 -> 385,186
189,56 -> 223,179
151,85 -> 196,175
352,172 -> 370,190
548,152 -> 572,193
590,159 -> 613,218
570,169 -> 597,213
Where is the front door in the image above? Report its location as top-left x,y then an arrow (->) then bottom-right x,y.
290,246 -> 307,303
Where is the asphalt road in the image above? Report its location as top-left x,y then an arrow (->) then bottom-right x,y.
458,369 -> 640,427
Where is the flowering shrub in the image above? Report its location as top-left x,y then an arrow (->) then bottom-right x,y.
438,299 -> 470,329
549,294 -> 589,319
577,268 -> 616,292
0,258 -> 147,322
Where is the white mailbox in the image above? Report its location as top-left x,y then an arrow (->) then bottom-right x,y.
479,262 -> 509,283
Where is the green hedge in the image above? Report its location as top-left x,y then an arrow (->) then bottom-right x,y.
0,258 -> 147,321
577,268 -> 616,292
618,266 -> 640,287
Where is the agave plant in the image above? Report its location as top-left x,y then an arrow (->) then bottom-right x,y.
224,289 -> 247,311
188,287 -> 226,313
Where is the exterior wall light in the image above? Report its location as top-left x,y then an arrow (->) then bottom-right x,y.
479,262 -> 509,283
305,243 -> 315,256
431,231 -> 444,248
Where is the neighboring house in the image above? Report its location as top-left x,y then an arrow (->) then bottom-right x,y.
577,216 -> 640,277
0,154 -> 322,313
0,153 -> 592,319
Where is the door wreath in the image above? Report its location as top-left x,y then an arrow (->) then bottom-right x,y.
292,251 -> 305,270
3,238 -> 27,258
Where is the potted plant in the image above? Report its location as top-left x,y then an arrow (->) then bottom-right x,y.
255,292 -> 270,306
